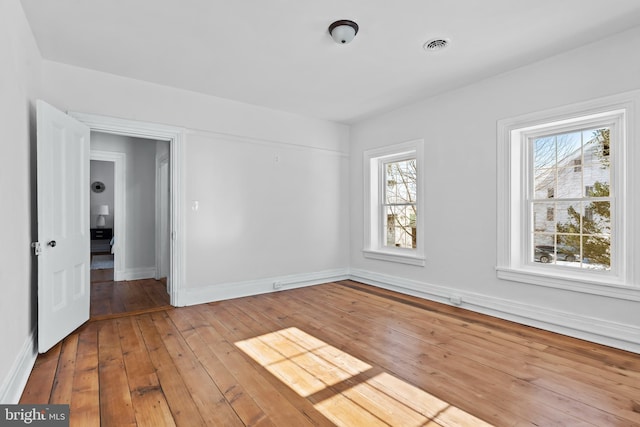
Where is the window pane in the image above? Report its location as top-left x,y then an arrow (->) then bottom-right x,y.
583,172 -> 609,198
556,132 -> 582,168
532,234 -> 554,264
533,136 -> 555,169
534,168 -> 556,199
582,201 -> 610,235
582,235 -> 610,270
385,159 -> 416,204
556,165 -> 582,198
532,202 -> 556,233
584,128 -> 610,169
556,235 -> 580,263
384,205 -> 416,249
533,233 -> 553,264
554,201 -> 581,232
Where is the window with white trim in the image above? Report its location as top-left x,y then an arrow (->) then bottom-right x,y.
363,140 -> 425,266
531,125 -> 612,270
497,93 -> 639,296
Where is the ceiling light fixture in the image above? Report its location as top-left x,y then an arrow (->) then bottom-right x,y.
328,20 -> 359,44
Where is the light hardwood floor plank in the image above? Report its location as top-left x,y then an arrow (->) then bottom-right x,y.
192,303 -> 335,427
135,313 -> 208,427
167,308 -> 276,427
19,342 -> 61,404
98,320 -> 137,427
116,316 -> 176,427
69,322 -> 100,427
148,310 -> 244,426
49,334 -> 79,405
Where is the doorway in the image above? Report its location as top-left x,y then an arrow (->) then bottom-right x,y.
89,158 -> 115,283
70,111 -> 186,307
89,133 -> 171,318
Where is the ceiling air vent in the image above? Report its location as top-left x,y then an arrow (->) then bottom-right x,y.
423,38 -> 450,52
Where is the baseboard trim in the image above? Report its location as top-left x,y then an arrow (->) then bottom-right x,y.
349,268 -> 640,354
180,268 -> 350,307
121,267 -> 156,281
0,330 -> 37,404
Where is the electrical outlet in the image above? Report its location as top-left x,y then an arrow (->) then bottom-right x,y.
450,296 -> 462,306
273,282 -> 282,289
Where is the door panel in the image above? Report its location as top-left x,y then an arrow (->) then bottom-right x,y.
37,100 -> 90,353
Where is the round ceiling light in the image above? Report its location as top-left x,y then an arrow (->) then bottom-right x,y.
328,20 -> 359,44
423,38 -> 450,52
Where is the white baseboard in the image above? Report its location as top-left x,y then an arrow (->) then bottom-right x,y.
0,330 -> 37,404
350,268 -> 640,354
121,267 -> 156,281
180,268 -> 350,307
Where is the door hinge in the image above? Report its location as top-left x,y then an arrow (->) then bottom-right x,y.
31,242 -> 42,256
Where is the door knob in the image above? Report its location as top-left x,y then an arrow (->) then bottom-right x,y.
48,240 -> 57,247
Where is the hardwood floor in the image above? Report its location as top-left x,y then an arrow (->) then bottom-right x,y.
89,260 -> 171,320
90,278 -> 171,320
20,281 -> 640,426
90,253 -> 114,283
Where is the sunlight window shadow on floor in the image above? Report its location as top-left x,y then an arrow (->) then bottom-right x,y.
235,327 -> 493,427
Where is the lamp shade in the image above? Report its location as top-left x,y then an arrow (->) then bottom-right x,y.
96,205 -> 109,215
329,20 -> 359,44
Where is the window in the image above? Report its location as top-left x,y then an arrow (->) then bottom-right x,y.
546,207 -> 554,221
363,140 -> 424,266
532,126 -> 611,270
573,158 -> 582,172
383,159 -> 417,249
497,92 -> 639,296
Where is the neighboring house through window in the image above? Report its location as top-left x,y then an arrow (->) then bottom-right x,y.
531,126 -> 611,270
497,92 -> 639,296
363,139 -> 425,266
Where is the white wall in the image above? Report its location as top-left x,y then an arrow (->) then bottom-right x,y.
349,26 -> 640,352
91,133 -> 158,274
89,160 -> 114,228
42,61 -> 347,153
43,61 -> 350,303
185,131 -> 349,290
0,0 -> 41,403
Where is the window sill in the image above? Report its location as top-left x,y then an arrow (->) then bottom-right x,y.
496,266 -> 640,302
363,249 -> 425,266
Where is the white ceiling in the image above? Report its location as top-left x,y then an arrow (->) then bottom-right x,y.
19,0 -> 640,124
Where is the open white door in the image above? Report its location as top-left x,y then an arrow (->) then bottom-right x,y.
36,100 -> 91,353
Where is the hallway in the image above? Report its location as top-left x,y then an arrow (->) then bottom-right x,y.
90,255 -> 170,321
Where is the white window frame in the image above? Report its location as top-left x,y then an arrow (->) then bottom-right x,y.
363,139 -> 425,266
497,92 -> 640,300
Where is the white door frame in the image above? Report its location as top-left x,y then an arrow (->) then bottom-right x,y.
155,150 -> 170,283
90,151 -> 126,281
70,111 -> 186,306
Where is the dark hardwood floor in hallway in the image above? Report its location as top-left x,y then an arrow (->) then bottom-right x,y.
20,281 -> 640,426
89,258 -> 171,321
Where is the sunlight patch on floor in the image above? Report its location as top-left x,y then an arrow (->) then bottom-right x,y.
235,327 -> 494,427
235,326 -> 371,397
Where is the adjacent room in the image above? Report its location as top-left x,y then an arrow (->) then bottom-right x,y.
1,0 -> 639,425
